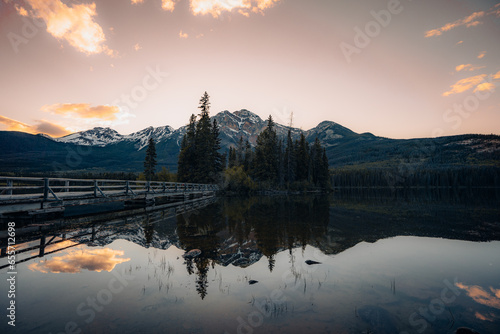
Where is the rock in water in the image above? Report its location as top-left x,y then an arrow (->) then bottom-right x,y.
183,249 -> 201,258
305,260 -> 321,265
248,280 -> 259,285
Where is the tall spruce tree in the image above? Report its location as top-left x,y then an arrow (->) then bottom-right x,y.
177,114 -> 197,182
284,129 -> 296,185
194,92 -> 215,183
295,133 -> 309,182
177,92 -> 222,184
320,148 -> 330,188
253,115 -> 279,183
144,137 -> 157,181
211,118 -> 223,177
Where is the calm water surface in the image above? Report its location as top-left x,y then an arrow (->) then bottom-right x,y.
1,190 -> 499,334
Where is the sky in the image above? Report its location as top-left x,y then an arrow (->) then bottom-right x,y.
0,0 -> 499,139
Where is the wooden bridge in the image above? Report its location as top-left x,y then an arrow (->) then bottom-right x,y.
0,196 -> 217,269
0,176 -> 218,217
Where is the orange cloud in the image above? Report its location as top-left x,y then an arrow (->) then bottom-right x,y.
442,74 -> 487,96
0,115 -> 32,133
34,120 -> 73,137
190,0 -> 280,18
426,4 -> 500,37
22,0 -> 115,56
42,103 -> 120,121
28,247 -> 130,273
478,51 -> 486,59
474,82 -> 495,93
162,0 -> 178,11
131,0 -> 145,4
455,64 -> 486,72
15,4 -> 29,16
425,11 -> 484,37
475,311 -> 496,322
0,115 -> 71,137
179,30 -> 189,39
493,3 -> 500,17
456,282 -> 500,309
134,43 -> 142,51
494,70 -> 500,80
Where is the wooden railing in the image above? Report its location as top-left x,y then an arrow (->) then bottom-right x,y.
0,176 -> 218,202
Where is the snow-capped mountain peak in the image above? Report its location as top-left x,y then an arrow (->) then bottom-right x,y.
55,125 -> 175,149
124,125 -> 174,150
57,127 -> 124,146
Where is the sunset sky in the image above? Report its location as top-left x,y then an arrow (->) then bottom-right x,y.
0,0 -> 499,139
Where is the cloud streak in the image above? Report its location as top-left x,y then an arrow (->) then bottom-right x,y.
456,282 -> 500,310
442,74 -> 488,96
128,0 -> 280,17
42,103 -> 121,121
21,0 -> 115,56
0,115 -> 70,137
162,0 -> 178,12
455,64 -> 486,72
189,0 -> 281,18
425,4 -> 500,37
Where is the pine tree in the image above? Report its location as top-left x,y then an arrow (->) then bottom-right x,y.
320,148 -> 330,189
177,92 -> 222,184
144,137 -> 157,181
243,140 -> 253,173
236,136 -> 245,166
228,147 -> 237,168
211,118 -> 223,177
284,129 -> 296,186
295,133 -> 309,182
311,137 -> 323,186
253,116 -> 279,183
194,95 -> 212,182
177,114 -> 197,182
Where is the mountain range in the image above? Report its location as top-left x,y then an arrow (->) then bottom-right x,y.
0,109 -> 499,174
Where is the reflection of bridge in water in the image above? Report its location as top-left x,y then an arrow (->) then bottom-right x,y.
0,196 -> 217,271
0,176 -> 217,219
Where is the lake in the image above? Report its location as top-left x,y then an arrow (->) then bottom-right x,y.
1,189 -> 499,333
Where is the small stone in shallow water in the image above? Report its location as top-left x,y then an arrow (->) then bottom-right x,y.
183,249 -> 201,258
248,280 -> 259,285
305,260 -> 321,265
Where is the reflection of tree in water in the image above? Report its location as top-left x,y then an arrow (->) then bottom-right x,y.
176,196 -> 330,298
176,203 -> 223,299
195,258 -> 209,300
245,196 -> 329,256
142,218 -> 155,246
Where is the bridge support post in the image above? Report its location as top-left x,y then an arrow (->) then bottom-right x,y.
39,236 -> 46,257
43,178 -> 49,200
6,180 -> 12,195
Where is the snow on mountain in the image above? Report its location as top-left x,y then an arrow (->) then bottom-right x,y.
53,110 -> 356,151
55,125 -> 174,150
123,125 -> 174,150
56,127 -> 124,146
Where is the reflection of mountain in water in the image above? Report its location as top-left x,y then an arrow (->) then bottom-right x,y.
11,190 -> 498,268
23,189 -> 499,269
318,188 -> 500,255
5,190 -> 499,298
